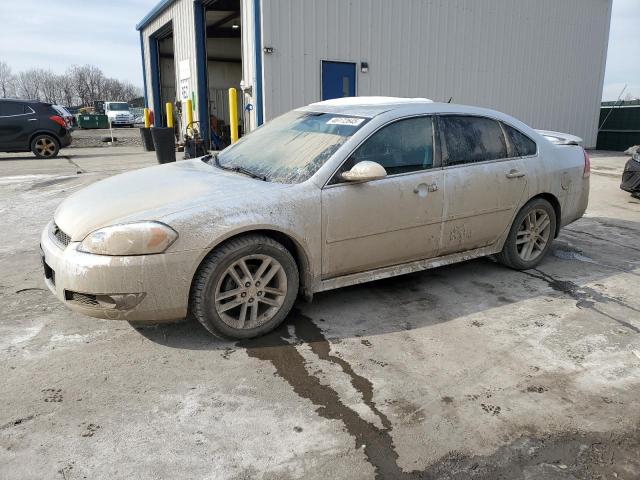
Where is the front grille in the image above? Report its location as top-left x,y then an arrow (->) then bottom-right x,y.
52,223 -> 71,248
65,291 -> 99,307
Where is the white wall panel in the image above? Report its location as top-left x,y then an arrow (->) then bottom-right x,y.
261,0 -> 612,147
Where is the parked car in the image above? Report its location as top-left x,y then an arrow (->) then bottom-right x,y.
620,151 -> 640,199
40,97 -> 590,339
0,99 -> 72,158
52,105 -> 74,129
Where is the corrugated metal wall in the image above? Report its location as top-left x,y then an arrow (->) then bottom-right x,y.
141,0 -> 259,132
261,0 -> 612,147
141,0 -> 198,130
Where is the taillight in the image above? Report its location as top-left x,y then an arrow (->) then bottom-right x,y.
583,148 -> 590,178
49,115 -> 66,128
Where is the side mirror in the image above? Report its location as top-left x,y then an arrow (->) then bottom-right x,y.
341,161 -> 387,183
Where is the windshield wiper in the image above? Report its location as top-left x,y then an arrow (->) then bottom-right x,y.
231,165 -> 267,181
208,153 -> 267,181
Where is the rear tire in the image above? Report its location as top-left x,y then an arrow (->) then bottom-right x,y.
31,134 -> 60,158
496,198 -> 556,270
190,235 -> 299,339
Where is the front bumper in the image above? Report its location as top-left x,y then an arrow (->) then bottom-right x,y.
110,118 -> 134,126
40,222 -> 200,322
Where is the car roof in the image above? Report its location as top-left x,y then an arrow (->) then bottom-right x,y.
299,96 -> 433,118
0,98 -> 49,106
298,96 -> 526,127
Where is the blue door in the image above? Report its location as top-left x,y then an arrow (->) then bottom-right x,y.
321,61 -> 356,101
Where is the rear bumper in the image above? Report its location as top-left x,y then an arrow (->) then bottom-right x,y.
40,222 -> 200,323
59,131 -> 72,148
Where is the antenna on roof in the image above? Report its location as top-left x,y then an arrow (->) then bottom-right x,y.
447,97 -> 453,104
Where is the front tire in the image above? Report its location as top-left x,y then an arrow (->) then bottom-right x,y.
31,134 -> 60,158
496,198 -> 556,270
190,235 -> 299,339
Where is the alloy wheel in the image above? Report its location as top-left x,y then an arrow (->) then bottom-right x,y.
214,254 -> 288,330
35,137 -> 57,157
516,209 -> 552,262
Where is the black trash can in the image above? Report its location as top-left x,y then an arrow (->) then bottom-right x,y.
150,127 -> 176,164
184,137 -> 207,159
139,127 -> 155,151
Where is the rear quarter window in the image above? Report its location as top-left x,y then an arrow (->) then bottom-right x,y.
503,123 -> 537,157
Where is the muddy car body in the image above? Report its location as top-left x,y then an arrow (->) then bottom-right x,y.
41,97 -> 590,338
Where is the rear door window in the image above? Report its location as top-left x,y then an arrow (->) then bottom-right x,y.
503,123 -> 537,157
440,115 -> 508,166
0,102 -> 27,117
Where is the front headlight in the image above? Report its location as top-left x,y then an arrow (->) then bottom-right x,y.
78,222 -> 178,256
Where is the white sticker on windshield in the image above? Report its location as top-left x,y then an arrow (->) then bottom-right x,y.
326,117 -> 365,126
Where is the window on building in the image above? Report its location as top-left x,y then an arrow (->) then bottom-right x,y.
440,115 -> 508,166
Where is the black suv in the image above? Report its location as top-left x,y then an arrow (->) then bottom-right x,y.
0,99 -> 72,158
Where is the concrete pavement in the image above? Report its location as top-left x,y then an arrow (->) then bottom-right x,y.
1,147 -> 639,479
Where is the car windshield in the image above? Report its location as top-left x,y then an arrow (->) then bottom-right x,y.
109,103 -> 129,111
217,110 -> 368,183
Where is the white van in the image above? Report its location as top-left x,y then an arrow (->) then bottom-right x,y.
104,102 -> 134,127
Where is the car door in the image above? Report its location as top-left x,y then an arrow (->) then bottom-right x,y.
0,102 -> 38,150
438,115 -> 528,256
321,116 -> 444,278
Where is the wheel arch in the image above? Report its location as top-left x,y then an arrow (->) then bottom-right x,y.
529,192 -> 562,238
189,228 -> 314,301
29,130 -> 61,148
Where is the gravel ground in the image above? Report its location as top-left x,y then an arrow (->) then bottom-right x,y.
0,148 -> 639,479
68,127 -> 143,149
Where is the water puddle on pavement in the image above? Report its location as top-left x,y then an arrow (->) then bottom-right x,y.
239,310 -> 412,479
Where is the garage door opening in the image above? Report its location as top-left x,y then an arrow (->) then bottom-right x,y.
205,0 -> 243,149
158,36 -> 176,127
148,21 -> 177,130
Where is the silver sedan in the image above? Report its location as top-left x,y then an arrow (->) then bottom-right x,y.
40,97 -> 590,338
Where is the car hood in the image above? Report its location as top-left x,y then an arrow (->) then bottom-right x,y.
54,159 -> 291,240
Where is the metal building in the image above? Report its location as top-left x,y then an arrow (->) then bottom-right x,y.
137,0 -> 612,148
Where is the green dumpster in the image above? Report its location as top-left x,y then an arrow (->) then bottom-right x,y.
97,115 -> 110,129
76,114 -> 99,129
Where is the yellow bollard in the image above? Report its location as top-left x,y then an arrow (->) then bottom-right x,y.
143,108 -> 150,128
185,99 -> 193,132
228,88 -> 238,143
165,102 -> 173,128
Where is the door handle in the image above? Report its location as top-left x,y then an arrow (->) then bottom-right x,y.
506,169 -> 525,179
27,118 -> 37,122
413,183 -> 438,194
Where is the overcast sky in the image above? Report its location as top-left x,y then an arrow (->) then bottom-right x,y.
0,0 -> 638,100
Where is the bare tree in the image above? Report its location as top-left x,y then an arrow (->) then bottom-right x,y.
58,73 -> 76,106
15,69 -> 41,100
37,69 -> 60,104
4,62 -> 141,106
0,61 -> 16,98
